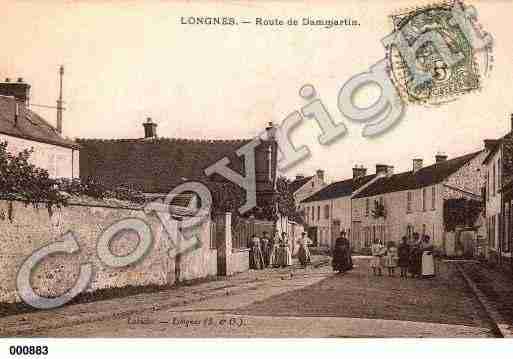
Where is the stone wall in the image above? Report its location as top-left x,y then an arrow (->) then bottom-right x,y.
229,249 -> 250,275
0,200 -> 217,304
0,134 -> 79,179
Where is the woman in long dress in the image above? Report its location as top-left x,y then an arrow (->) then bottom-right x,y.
249,235 -> 264,270
297,232 -> 312,267
270,233 -> 282,267
332,231 -> 352,273
408,233 -> 422,278
421,235 -> 435,278
260,232 -> 270,268
281,232 -> 292,267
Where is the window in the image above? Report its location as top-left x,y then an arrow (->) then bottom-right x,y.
317,206 -> 320,221
306,207 -> 310,223
431,186 -> 436,210
311,206 -> 314,222
422,188 -> 427,211
407,192 -> 413,213
324,204 -> 330,219
365,198 -> 370,216
364,227 -> 371,247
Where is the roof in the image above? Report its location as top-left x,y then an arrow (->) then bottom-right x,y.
354,151 -> 483,198
0,96 -> 78,149
290,176 -> 313,193
483,135 -> 512,164
301,174 -> 376,203
301,178 -> 352,203
76,137 -> 271,193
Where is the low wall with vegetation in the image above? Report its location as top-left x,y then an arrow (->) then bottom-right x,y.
0,199 -> 217,304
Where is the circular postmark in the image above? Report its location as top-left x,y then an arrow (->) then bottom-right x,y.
385,0 -> 493,106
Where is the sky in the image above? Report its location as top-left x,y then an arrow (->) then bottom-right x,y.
1,0 -> 512,183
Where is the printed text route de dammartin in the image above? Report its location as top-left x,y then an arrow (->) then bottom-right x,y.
180,17 -> 360,28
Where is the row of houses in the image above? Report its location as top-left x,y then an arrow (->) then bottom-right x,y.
295,117 -> 513,264
2,75 -> 512,268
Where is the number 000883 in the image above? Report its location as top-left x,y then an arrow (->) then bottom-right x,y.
9,345 -> 48,356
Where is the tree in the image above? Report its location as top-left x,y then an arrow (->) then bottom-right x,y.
274,176 -> 303,233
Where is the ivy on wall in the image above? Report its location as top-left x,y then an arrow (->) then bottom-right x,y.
0,141 -> 146,221
0,141 -> 67,219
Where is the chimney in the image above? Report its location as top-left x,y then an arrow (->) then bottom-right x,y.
413,158 -> 423,172
435,152 -> 448,163
376,164 -> 389,175
352,165 -> 367,179
387,165 -> 394,175
0,77 -> 30,104
316,169 -> 325,183
143,117 -> 158,139
265,121 -> 276,140
484,139 -> 499,151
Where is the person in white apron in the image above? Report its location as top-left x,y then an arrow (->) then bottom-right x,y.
421,235 -> 435,278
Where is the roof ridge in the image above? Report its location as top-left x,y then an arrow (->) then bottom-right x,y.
353,150 -> 484,198
76,137 -> 252,144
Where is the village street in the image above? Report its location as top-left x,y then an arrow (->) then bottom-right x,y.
0,257 -> 499,338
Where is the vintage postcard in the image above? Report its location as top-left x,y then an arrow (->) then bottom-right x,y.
1,0 -> 513,354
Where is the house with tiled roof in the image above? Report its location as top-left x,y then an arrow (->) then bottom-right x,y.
299,166 -> 378,249
290,170 -> 326,207
0,78 -> 79,179
352,150 -> 488,255
77,118 -> 278,215
483,114 -> 513,267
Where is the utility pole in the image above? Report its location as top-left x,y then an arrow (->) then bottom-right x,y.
56,65 -> 64,134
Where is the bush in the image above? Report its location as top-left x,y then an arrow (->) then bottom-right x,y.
0,142 -> 67,216
0,141 -> 146,221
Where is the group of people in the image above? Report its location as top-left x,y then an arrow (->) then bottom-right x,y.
370,232 -> 435,279
249,231 -> 313,270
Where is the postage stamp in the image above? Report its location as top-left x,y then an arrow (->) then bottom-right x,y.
385,0 -> 492,105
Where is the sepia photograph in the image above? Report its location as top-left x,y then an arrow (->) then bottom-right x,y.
1,0 -> 513,356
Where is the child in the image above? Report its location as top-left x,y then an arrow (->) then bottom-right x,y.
397,236 -> 410,279
371,239 -> 385,276
384,241 -> 398,277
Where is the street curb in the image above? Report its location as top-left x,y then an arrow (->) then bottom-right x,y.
1,257 -> 330,336
456,263 -> 512,338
